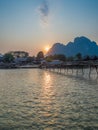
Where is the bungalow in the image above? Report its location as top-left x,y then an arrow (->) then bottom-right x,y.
14,57 -> 27,65
49,60 -> 63,65
0,54 -> 4,62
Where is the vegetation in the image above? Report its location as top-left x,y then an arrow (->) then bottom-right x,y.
75,53 -> 82,61
45,54 -> 66,62
93,56 -> 98,61
9,51 -> 29,58
36,51 -> 44,60
45,53 -> 98,62
3,53 -> 14,63
0,51 -> 98,66
67,56 -> 74,61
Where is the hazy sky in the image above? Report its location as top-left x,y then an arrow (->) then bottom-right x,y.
0,0 -> 98,55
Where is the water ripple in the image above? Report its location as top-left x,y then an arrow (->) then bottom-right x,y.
0,69 -> 98,130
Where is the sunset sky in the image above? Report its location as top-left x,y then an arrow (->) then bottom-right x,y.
0,0 -> 98,56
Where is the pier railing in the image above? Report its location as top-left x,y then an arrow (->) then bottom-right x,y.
40,61 -> 98,77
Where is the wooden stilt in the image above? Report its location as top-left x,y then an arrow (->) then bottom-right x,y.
89,65 -> 91,77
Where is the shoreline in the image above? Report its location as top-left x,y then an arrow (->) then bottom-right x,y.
0,64 -> 40,69
0,61 -> 98,69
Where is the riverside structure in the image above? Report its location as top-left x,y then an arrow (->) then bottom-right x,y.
40,61 -> 98,77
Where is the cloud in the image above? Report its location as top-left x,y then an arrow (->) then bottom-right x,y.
38,0 -> 49,25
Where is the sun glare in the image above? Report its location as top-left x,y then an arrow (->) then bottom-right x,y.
44,46 -> 50,52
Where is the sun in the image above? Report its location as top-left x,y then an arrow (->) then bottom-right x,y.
44,46 -> 50,52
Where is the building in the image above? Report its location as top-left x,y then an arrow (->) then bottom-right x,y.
14,57 -> 28,64
49,60 -> 63,65
0,54 -> 4,62
9,51 -> 29,58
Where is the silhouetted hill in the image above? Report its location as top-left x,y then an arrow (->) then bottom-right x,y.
47,36 -> 98,56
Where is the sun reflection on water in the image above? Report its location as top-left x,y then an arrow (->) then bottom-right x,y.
39,71 -> 63,127
44,72 -> 51,88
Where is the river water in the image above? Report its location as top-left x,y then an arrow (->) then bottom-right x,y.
0,69 -> 98,130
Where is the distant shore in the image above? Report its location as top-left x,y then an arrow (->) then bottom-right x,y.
0,64 -> 40,69
0,61 -> 98,69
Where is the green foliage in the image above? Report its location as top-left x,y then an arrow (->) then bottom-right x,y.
37,51 -> 44,60
9,51 -> 29,58
67,56 -> 74,61
92,56 -> 98,61
84,55 -> 90,61
4,53 -> 14,63
45,54 -> 66,61
75,53 -> 82,60
45,56 -> 52,62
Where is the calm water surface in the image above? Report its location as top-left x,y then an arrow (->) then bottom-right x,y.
0,69 -> 98,130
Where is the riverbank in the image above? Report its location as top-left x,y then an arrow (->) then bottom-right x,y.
0,63 -> 40,69
0,61 -> 98,69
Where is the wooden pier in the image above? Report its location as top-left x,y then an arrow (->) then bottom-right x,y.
40,61 -> 98,77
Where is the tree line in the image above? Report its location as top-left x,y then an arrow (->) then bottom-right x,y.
1,51 -> 98,63
45,53 -> 98,62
